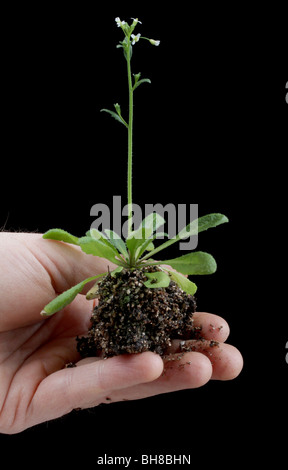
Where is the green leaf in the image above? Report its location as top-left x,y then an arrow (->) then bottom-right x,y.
134,241 -> 154,263
141,212 -> 165,235
85,281 -> 101,300
127,212 -> 165,246
165,270 -> 197,295
41,274 -> 105,316
110,266 -> 124,277
126,213 -> 165,261
133,71 -> 151,91
100,108 -> 128,128
104,229 -> 129,260
133,72 -> 141,85
173,213 -> 229,240
141,213 -> 228,261
154,231 -> 169,239
43,229 -> 79,245
87,228 -> 106,240
145,241 -> 155,251
133,78 -> 151,91
126,229 -> 147,260
193,213 -> 229,235
137,232 -> 168,260
88,228 -> 119,252
161,251 -> 217,275
143,271 -> 170,289
78,236 -> 123,265
114,103 -> 121,115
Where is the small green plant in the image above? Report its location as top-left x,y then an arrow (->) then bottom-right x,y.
41,17 -> 228,317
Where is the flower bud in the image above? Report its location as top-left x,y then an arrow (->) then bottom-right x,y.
149,39 -> 160,46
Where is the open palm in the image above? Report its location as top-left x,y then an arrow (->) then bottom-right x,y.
0,233 -> 243,434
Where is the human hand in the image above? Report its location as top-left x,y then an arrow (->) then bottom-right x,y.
0,233 -> 243,434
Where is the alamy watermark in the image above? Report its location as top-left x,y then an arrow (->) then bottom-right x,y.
95,453 -> 191,466
285,341 -> 288,364
90,196 -> 198,251
286,81 -> 288,104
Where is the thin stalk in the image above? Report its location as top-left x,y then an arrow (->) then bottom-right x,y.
127,44 -> 133,239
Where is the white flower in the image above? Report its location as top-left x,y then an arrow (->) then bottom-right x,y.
115,17 -> 127,28
149,39 -> 160,46
131,33 -> 141,45
131,17 -> 142,24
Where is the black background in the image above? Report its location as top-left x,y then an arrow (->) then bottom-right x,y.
0,4 -> 287,466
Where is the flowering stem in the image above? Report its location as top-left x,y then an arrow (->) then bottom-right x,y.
127,43 -> 133,238
113,17 -> 160,239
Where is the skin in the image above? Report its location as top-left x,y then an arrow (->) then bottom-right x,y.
0,233 -> 243,434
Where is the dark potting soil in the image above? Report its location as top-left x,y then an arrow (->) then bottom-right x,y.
76,266 -> 198,358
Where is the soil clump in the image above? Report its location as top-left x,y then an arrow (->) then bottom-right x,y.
77,266 -> 197,358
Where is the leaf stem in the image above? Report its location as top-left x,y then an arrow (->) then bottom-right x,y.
127,43 -> 133,239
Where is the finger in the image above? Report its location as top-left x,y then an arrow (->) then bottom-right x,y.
156,351 -> 213,388
26,352 -> 163,429
96,341 -> 243,404
168,339 -> 243,380
191,312 -> 230,342
210,343 -> 243,380
96,351 -> 213,403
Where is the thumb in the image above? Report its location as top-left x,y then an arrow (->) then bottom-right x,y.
0,232 -> 116,330
38,235 -> 117,294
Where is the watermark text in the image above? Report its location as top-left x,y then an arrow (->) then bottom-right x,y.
90,196 -> 198,250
